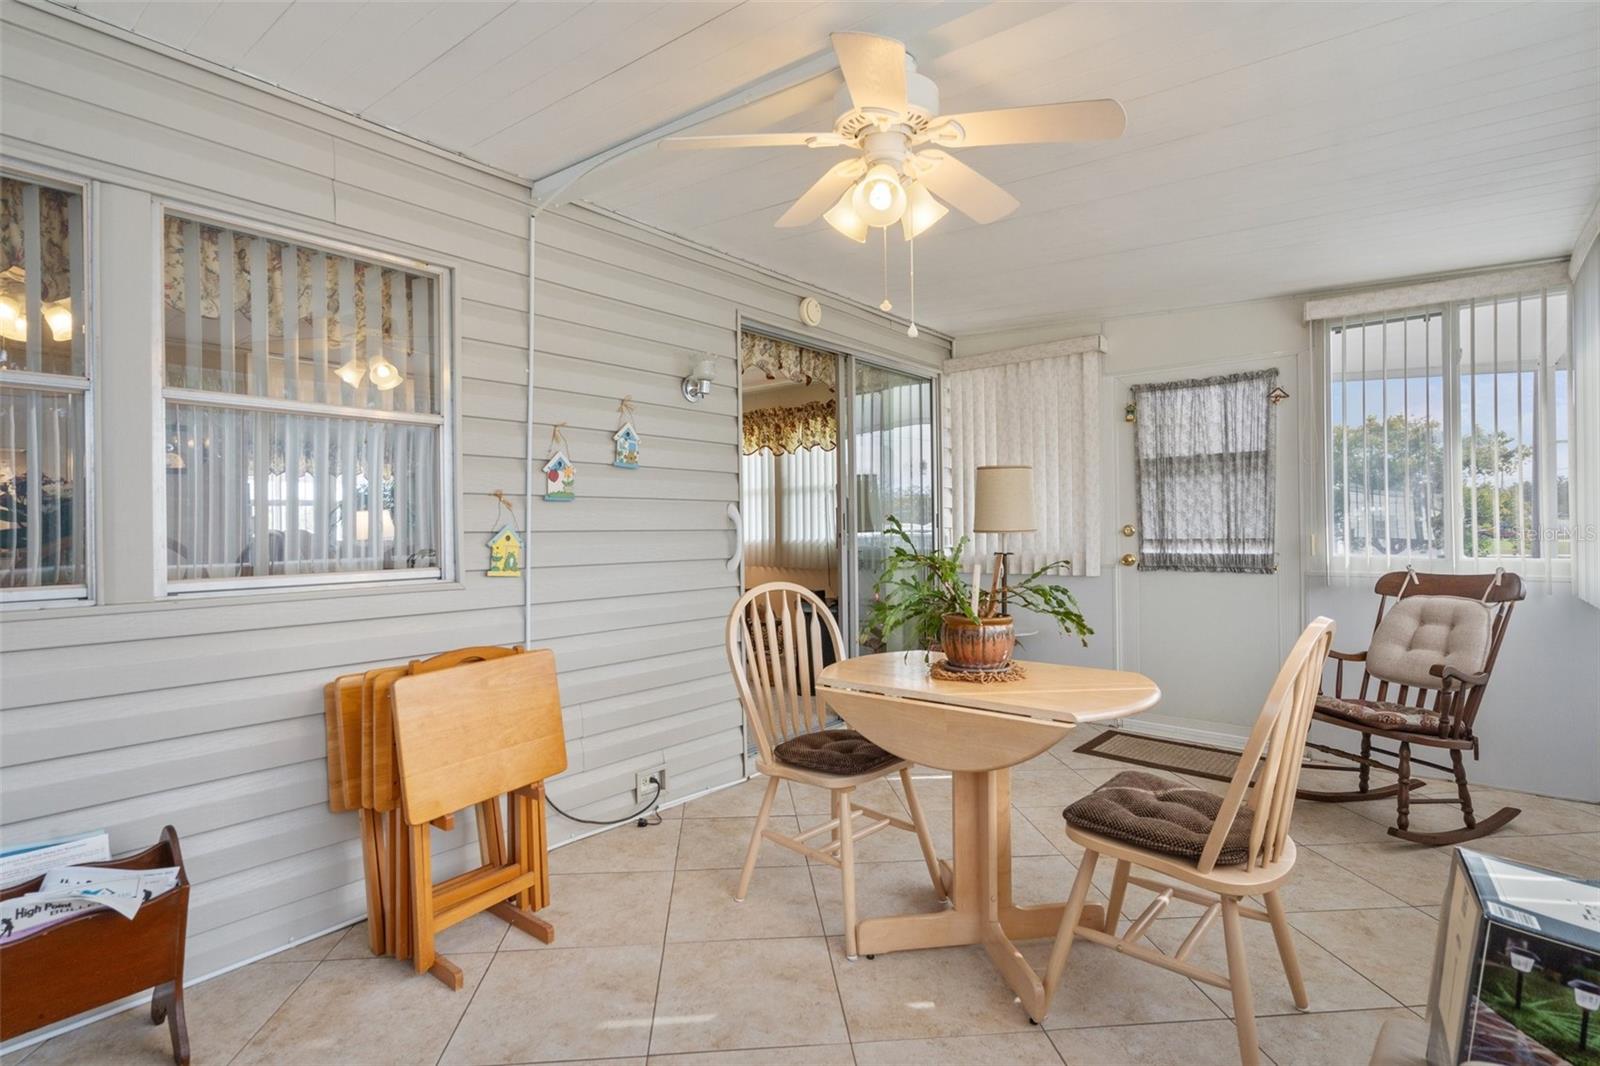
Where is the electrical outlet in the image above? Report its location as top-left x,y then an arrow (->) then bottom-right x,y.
635,767 -> 667,802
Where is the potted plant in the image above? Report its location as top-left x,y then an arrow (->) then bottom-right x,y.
863,516 -> 1093,671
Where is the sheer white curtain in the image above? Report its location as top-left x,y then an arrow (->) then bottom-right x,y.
945,338 -> 1102,575
741,445 -> 836,570
1574,240 -> 1600,608
162,214 -> 443,585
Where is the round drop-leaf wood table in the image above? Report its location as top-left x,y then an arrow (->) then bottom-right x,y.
816,652 -> 1160,1022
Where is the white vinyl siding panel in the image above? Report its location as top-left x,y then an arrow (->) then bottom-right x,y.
0,2 -> 948,988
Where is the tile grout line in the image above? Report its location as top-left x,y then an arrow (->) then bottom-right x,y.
223,934 -> 342,1066
644,787 -> 689,1060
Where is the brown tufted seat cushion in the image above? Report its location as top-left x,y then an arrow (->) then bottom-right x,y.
774,729 -> 900,776
1063,770 -> 1255,867
1316,694 -> 1442,734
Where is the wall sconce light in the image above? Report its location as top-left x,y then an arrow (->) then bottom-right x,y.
682,354 -> 717,403
1268,385 -> 1290,405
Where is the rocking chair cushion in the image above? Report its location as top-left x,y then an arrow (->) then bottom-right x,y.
774,729 -> 900,776
1063,770 -> 1255,867
1315,695 -> 1442,735
1366,595 -> 1492,690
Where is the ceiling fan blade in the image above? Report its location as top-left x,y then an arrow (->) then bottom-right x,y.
933,100 -> 1127,147
830,32 -> 907,114
661,132 -> 848,151
776,159 -> 866,228
914,151 -> 1019,224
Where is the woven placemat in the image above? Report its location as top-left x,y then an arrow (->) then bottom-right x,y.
930,660 -> 1028,683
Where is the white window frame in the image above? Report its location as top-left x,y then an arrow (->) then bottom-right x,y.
1319,287 -> 1574,580
0,162 -> 95,607
152,201 -> 456,597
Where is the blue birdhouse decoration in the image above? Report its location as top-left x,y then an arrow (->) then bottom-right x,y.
542,423 -> 576,502
542,450 -> 575,502
612,396 -> 640,469
613,422 -> 640,469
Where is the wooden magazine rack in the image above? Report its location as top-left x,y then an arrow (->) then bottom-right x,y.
0,827 -> 192,1065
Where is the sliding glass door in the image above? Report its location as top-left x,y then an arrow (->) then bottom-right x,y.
845,359 -> 938,654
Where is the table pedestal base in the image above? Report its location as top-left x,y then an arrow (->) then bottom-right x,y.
854,769 -> 1102,1022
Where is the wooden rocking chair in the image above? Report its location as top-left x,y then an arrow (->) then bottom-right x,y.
1299,569 -> 1524,845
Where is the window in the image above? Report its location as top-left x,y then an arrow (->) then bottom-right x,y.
0,171 -> 90,601
161,211 -> 449,590
1324,286 -> 1572,576
741,400 -> 838,571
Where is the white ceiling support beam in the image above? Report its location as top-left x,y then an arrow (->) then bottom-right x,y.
530,48 -> 843,213
1569,196 -> 1600,281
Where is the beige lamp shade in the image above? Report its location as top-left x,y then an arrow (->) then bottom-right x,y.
973,465 -> 1036,532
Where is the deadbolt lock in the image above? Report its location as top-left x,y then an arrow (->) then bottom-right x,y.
1121,524 -> 1136,537
1120,553 -> 1138,567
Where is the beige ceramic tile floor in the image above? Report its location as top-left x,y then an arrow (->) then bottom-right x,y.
12,741 -> 1597,1066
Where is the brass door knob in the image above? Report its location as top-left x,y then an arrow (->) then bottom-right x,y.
1120,553 -> 1138,567
1121,524 -> 1137,537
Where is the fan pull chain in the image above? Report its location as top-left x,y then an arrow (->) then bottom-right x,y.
879,227 -> 892,312
906,233 -> 918,338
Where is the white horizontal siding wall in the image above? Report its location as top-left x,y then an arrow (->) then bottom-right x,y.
529,205 -> 948,833
0,0 -> 949,987
0,1 -> 532,979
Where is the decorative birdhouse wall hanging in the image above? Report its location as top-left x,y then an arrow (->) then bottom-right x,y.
613,422 -> 640,469
612,396 -> 640,469
486,490 -> 524,576
542,423 -> 576,502
486,526 -> 523,577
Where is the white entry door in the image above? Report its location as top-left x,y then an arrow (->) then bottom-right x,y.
1109,353 -> 1306,741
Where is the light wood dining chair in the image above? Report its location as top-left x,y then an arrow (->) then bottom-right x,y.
1041,617 -> 1335,1065
726,582 -> 945,959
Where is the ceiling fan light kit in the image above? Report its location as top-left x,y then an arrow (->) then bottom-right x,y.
663,31 -> 1126,333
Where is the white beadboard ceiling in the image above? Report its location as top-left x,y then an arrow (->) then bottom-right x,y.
54,0 -> 1600,335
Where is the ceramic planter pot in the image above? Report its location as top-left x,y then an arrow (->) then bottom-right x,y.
939,614 -> 1016,671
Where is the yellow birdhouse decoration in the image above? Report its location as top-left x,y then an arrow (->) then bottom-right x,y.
486,491 -> 524,577
486,526 -> 523,578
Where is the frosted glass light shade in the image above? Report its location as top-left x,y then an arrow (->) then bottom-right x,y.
823,190 -> 869,243
973,465 -> 1035,532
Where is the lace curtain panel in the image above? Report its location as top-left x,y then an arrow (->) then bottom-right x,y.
945,342 -> 1102,575
740,332 -> 837,390
1132,369 -> 1278,573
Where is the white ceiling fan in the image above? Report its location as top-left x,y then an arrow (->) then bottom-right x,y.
661,32 -> 1126,242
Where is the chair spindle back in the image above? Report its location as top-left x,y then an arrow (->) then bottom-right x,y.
726,583 -> 845,763
1199,617 -> 1335,873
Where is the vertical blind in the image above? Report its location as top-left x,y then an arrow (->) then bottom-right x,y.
162,215 -> 443,584
1317,286 -> 1572,581
0,174 -> 89,596
1574,247 -> 1600,608
740,445 -> 837,571
945,343 -> 1101,575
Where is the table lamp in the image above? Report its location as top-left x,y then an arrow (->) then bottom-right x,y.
973,465 -> 1035,617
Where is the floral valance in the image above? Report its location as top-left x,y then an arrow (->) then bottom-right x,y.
161,217 -> 423,348
741,332 -> 836,390
1,178 -> 75,303
742,401 -> 837,456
